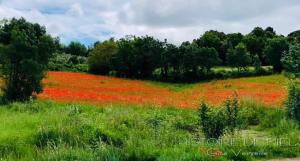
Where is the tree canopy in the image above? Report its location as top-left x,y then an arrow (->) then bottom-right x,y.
65,41 -> 88,57
0,18 -> 55,101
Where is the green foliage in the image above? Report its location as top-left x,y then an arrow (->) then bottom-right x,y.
199,98 -> 241,139
264,37 -> 289,72
239,99 -> 267,126
253,54 -> 262,73
224,94 -> 239,134
179,42 -> 221,79
288,30 -> 300,44
88,39 -> 118,75
281,44 -> 300,125
160,43 -> 180,80
227,43 -> 251,71
197,47 -> 221,74
48,53 -> 88,72
226,33 -> 244,49
0,18 -> 55,102
112,35 -> 164,78
281,44 -> 300,77
271,119 -> 299,137
241,26 -> 276,65
194,30 -> 227,64
259,109 -> 285,129
65,41 -> 88,57
199,102 -> 226,139
286,82 -> 300,125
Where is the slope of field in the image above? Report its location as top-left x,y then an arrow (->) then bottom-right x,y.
38,72 -> 287,108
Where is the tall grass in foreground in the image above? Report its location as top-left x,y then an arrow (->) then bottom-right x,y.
0,100 -> 299,161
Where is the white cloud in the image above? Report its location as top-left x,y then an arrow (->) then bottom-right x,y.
1,0 -> 300,45
67,3 -> 84,16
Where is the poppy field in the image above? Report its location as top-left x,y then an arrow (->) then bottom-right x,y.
38,71 -> 287,108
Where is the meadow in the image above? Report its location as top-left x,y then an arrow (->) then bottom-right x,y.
0,100 -> 299,161
38,72 -> 287,108
0,72 -> 299,161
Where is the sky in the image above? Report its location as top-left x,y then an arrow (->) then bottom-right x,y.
1,0 -> 300,46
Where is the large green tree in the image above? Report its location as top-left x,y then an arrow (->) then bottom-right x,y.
288,30 -> 300,44
180,42 -> 199,77
195,30 -> 227,64
264,37 -> 289,72
196,47 -> 221,74
112,36 -> 164,79
227,43 -> 251,71
226,33 -> 244,48
0,18 -> 55,101
65,41 -> 88,57
242,27 -> 276,64
160,43 -> 180,80
88,39 -> 118,75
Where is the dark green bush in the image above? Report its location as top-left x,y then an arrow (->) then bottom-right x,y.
199,102 -> 226,139
286,82 -> 300,125
199,96 -> 243,139
224,95 -> 239,133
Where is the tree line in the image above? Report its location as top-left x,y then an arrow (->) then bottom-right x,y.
86,27 -> 300,82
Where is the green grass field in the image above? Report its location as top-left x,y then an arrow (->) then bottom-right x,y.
0,100 -> 299,161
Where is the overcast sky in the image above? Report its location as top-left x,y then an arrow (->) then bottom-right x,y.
1,0 -> 300,46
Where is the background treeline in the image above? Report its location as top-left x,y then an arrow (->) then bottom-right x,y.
19,20 -> 299,82
83,27 -> 300,82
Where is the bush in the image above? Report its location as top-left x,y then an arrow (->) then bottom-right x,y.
286,82 -> 300,125
199,102 -> 226,139
199,96 -> 242,139
48,53 -> 87,72
224,95 -> 239,134
281,44 -> 300,77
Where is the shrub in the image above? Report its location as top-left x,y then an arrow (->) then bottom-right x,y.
224,94 -> 239,134
199,96 -> 242,139
281,44 -> 300,77
286,82 -> 300,125
199,102 -> 226,139
48,53 -> 87,72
